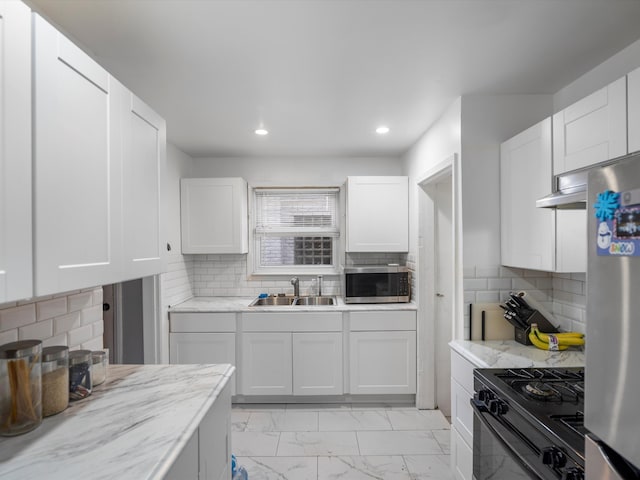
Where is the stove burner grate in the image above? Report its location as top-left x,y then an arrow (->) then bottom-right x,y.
524,381 -> 561,401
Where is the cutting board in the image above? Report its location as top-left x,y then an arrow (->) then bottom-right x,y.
470,303 -> 513,341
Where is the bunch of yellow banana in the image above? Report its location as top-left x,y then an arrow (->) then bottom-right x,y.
528,323 -> 585,351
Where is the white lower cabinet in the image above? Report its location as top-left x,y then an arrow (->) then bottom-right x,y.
240,312 -> 343,396
349,311 -> 417,395
166,379 -> 232,480
241,332 -> 293,395
450,349 -> 478,480
169,313 -> 237,395
292,332 -> 343,395
349,331 -> 416,394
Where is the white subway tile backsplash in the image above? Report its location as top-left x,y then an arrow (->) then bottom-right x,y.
36,297 -> 68,321
68,324 -> 93,346
81,336 -> 103,351
463,278 -> 488,291
68,291 -> 94,313
43,334 -> 67,348
476,266 -> 500,278
55,312 -> 82,335
81,304 -> 103,326
0,288 -> 103,350
92,320 -> 104,337
0,304 -> 36,332
0,329 -> 18,345
19,319 -> 53,341
488,278 -> 511,290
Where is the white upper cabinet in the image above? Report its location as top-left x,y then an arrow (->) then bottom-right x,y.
553,76 -> 627,175
346,176 -> 408,252
500,118 -> 586,273
181,178 -> 248,254
121,87 -> 166,280
33,14 -> 122,296
0,1 -> 32,303
628,67 -> 640,154
33,15 -> 166,295
500,118 -> 555,271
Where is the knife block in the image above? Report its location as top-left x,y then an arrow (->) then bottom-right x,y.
514,310 -> 558,345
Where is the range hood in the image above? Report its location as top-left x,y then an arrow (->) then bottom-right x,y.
536,169 -> 588,209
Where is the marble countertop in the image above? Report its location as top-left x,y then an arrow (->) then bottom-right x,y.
450,339 -> 585,369
169,296 -> 417,313
0,363 -> 235,480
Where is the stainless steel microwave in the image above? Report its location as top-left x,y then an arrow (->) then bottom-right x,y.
344,265 -> 411,304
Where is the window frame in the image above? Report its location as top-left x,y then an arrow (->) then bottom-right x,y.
248,185 -> 342,276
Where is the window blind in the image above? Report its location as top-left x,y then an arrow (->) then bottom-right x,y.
254,188 -> 339,236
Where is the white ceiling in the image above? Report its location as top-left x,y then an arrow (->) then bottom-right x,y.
27,0 -> 640,158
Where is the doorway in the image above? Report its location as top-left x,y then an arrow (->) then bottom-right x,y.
102,276 -> 161,364
416,154 -> 462,415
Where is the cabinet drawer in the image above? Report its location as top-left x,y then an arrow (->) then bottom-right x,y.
452,427 -> 473,480
349,310 -> 416,331
170,312 -> 236,332
451,377 -> 474,447
242,312 -> 342,332
451,350 -> 475,391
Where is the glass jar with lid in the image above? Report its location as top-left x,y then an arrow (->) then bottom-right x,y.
91,350 -> 107,386
68,350 -> 92,400
0,340 -> 43,436
41,346 -> 69,416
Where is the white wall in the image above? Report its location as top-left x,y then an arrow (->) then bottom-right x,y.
554,37 -> 640,111
460,95 -> 553,268
404,98 -> 462,259
190,156 -> 403,185
158,143 -> 195,362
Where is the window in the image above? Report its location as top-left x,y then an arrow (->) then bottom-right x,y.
252,187 -> 340,274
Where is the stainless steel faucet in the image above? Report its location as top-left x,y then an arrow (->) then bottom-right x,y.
317,275 -> 323,297
290,277 -> 299,297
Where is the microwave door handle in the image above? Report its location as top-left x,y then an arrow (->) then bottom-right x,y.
471,399 -> 541,478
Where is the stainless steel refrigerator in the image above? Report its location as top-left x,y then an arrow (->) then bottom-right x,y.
586,152 -> 640,478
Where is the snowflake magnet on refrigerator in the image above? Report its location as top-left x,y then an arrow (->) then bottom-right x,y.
594,190 -> 620,221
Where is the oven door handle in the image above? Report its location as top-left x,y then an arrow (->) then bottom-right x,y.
471,399 -> 542,479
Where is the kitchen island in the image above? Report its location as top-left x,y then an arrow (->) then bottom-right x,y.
0,363 -> 235,480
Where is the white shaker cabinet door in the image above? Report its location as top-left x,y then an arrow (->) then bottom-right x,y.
33,14 -> 122,296
169,332 -> 236,395
0,1 -> 32,303
553,76 -> 627,175
292,332 -> 343,395
346,176 -> 409,252
181,178 -> 248,254
349,331 -> 416,394
122,89 -> 165,280
500,118 -> 555,271
240,332 -> 292,395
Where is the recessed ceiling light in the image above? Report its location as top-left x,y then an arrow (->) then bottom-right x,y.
255,128 -> 269,136
376,126 -> 390,134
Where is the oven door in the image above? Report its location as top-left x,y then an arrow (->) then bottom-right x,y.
472,399 -> 553,480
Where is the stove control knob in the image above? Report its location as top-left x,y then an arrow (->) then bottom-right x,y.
477,389 -> 493,404
561,467 -> 584,480
541,446 -> 567,468
488,399 -> 508,415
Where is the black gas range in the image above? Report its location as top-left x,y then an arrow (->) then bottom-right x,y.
472,367 -> 585,480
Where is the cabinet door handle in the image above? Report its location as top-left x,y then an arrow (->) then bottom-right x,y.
436,293 -> 444,297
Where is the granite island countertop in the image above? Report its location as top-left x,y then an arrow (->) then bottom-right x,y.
450,339 -> 585,368
169,296 -> 417,313
0,363 -> 235,480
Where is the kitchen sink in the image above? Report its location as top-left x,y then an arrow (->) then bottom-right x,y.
249,296 -> 296,306
293,296 -> 336,306
248,295 -> 337,307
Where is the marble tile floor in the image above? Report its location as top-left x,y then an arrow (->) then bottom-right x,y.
231,403 -> 454,480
